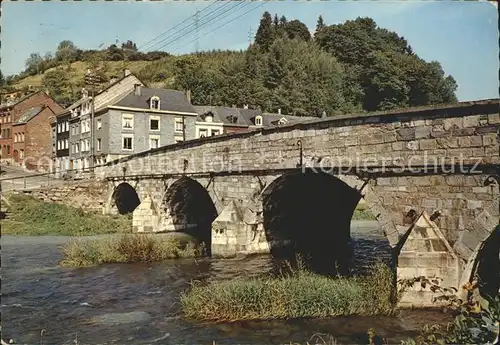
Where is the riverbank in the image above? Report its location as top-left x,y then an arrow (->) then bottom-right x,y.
181,263 -> 395,322
1,194 -> 131,236
60,234 -> 205,267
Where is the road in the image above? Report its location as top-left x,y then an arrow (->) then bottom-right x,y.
0,165 -> 65,192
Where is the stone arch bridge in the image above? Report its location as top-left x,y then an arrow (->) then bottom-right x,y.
30,99 -> 500,305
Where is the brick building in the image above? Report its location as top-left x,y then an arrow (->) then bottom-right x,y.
0,91 -> 63,171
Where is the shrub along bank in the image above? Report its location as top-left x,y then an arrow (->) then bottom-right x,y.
1,194 -> 132,236
180,263 -> 395,322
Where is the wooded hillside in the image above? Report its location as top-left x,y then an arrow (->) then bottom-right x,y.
1,14 -> 457,116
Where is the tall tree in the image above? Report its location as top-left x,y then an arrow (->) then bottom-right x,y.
55,40 -> 78,62
273,14 -> 279,26
316,15 -> 325,31
25,53 -> 44,75
255,11 -> 274,51
283,20 -> 311,41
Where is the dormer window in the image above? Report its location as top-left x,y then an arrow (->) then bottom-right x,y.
255,115 -> 263,126
204,112 -> 213,123
227,115 -> 238,124
150,96 -> 160,110
278,117 -> 288,125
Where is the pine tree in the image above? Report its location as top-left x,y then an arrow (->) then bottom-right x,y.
255,11 -> 274,51
316,15 -> 325,32
273,14 -> 279,26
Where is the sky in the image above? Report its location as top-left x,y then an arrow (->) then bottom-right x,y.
1,0 -> 498,102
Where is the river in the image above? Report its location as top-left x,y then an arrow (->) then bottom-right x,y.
1,220 -> 452,345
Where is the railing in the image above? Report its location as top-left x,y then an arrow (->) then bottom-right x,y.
0,166 -> 96,192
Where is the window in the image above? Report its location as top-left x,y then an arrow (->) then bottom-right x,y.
150,96 -> 160,110
175,117 -> 183,132
122,135 -> 133,150
14,133 -> 18,142
211,129 -> 220,136
122,114 -> 134,129
21,133 -> 25,142
85,139 -> 90,151
149,135 -> 160,149
57,141 -> 61,150
278,117 -> 288,125
75,142 -> 80,153
65,139 -> 69,149
96,119 -> 102,130
199,129 -> 207,138
6,145 -> 10,155
255,115 -> 263,126
150,116 -> 160,131
57,123 -> 61,133
7,128 -> 10,138
19,149 -> 24,160
96,138 -> 102,151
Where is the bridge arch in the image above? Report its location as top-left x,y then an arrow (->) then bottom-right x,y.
111,182 -> 141,215
261,169 -> 362,275
163,176 -> 218,247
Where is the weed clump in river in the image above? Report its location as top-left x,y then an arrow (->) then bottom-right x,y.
180,262 -> 395,321
60,234 -> 205,267
2,194 -> 132,236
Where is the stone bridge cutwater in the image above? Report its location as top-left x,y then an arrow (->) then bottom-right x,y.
30,99 -> 500,306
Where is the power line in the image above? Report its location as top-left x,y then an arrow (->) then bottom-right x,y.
144,1 -> 239,53
172,1 -> 266,54
146,1 -> 248,53
137,1 -> 221,52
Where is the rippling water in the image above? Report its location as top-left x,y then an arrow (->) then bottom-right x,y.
1,221 -> 451,345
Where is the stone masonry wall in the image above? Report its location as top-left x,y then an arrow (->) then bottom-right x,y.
96,101 -> 499,249
13,180 -> 110,213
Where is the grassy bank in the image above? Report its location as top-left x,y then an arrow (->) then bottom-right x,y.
1,194 -> 132,236
181,263 -> 395,322
60,234 -> 205,267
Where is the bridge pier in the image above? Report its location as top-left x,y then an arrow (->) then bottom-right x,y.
211,200 -> 269,257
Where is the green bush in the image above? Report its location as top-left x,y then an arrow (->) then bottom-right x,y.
60,234 -> 205,267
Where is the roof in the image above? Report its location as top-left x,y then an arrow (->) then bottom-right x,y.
0,91 -> 44,110
194,106 -> 254,126
57,73 -> 144,117
259,113 -> 317,127
114,87 -> 197,114
15,106 -> 44,124
194,105 -> 316,127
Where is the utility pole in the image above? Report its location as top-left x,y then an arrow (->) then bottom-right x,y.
248,27 -> 253,46
195,9 -> 200,53
84,71 -> 103,173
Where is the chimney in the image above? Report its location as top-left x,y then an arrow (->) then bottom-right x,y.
123,69 -> 131,77
134,84 -> 141,96
243,104 -> 248,109
278,108 -> 281,115
322,110 -> 327,118
186,89 -> 191,103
